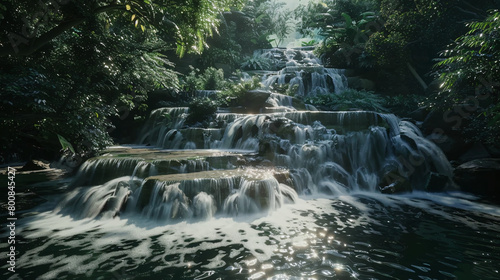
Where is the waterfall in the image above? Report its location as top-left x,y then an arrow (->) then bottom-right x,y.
260,48 -> 348,96
57,48 -> 454,222
138,107 -> 189,144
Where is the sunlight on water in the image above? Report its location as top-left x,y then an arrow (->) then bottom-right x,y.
2,192 -> 500,279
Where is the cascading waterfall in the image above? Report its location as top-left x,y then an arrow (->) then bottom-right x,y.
137,107 -> 189,144
260,48 -> 348,96
56,48 -> 454,223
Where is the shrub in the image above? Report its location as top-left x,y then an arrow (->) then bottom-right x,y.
186,97 -> 218,126
304,89 -> 387,112
183,67 -> 229,92
217,76 -> 262,107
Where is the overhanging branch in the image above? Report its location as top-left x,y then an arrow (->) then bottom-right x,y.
0,4 -> 126,57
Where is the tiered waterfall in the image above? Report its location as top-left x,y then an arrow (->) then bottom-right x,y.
57,48 -> 453,222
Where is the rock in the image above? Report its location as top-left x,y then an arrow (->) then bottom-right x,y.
426,132 -> 469,161
486,144 -> 500,157
379,170 -> 411,194
454,158 -> 500,200
291,97 -> 307,110
458,143 -> 492,163
346,77 -> 376,91
3,192 -> 48,211
20,159 -> 50,171
408,107 -> 429,122
259,159 -> 273,167
273,170 -> 290,184
426,172 -> 450,192
240,90 -> 272,113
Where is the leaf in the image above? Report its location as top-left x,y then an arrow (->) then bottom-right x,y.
57,134 -> 76,154
342,13 -> 353,29
141,25 -> 145,32
126,4 -> 131,10
131,14 -> 136,21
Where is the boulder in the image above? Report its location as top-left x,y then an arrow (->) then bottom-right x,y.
379,170 -> 412,194
458,143 -> 492,163
426,132 -> 469,161
454,158 -> 500,200
426,172 -> 451,192
346,77 -> 376,91
240,90 -> 272,113
20,159 -> 50,171
408,107 -> 429,122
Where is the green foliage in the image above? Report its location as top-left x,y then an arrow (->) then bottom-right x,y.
436,10 -> 500,93
241,54 -> 272,70
257,0 -> 294,47
57,134 -> 76,155
304,89 -> 387,112
295,0 -> 379,68
184,67 -> 229,91
434,10 -> 500,143
0,8 -> 183,160
365,32 -> 407,68
186,97 -> 218,126
301,40 -> 318,47
217,76 -> 262,107
0,0 -> 243,57
384,94 -> 428,117
358,0 -> 498,95
295,0 -> 379,37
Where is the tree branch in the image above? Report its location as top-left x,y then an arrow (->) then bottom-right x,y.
0,4 -> 126,57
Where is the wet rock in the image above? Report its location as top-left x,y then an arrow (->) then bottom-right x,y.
240,90 -> 272,113
426,172 -> 450,192
20,159 -> 50,171
291,97 -> 306,110
1,192 -> 48,211
454,158 -> 500,200
259,159 -> 273,167
236,157 -> 247,166
273,170 -> 290,184
379,170 -> 411,194
401,134 -> 419,151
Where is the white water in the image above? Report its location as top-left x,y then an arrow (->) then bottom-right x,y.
259,48 -> 348,96
51,48 -> 455,223
5,190 -> 500,279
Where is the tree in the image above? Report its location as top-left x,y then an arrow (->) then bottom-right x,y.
361,0 -> 500,95
0,0 -> 240,161
294,0 -> 379,68
257,0 -> 294,47
0,0 -> 242,57
435,10 -> 500,143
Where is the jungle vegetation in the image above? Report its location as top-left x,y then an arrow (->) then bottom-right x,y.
1,0 -> 499,162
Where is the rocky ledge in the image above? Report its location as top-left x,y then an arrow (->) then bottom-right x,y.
454,158 -> 500,201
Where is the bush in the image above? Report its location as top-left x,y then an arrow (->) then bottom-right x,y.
217,76 -> 262,107
304,89 -> 387,112
384,94 -> 428,117
183,67 -> 229,92
241,54 -> 272,70
186,97 -> 219,126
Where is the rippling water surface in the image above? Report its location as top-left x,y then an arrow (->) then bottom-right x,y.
2,191 -> 500,280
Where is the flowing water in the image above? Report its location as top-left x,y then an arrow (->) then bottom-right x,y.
2,48 -> 500,279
